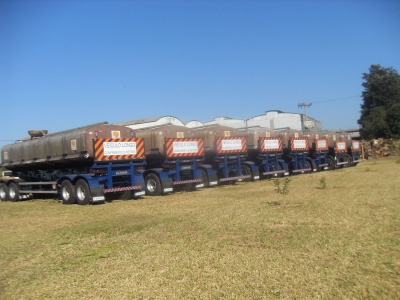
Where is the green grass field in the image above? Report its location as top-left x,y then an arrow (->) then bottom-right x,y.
1,157 -> 399,299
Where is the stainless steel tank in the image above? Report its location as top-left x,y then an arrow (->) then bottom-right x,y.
318,131 -> 338,148
134,125 -> 204,161
238,127 -> 276,150
134,125 -> 193,153
275,129 -> 303,149
336,131 -> 352,148
302,131 -> 326,149
1,122 -> 137,171
191,125 -> 240,152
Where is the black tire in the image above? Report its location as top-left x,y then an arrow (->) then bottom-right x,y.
274,163 -> 283,178
241,165 -> 252,182
201,169 -> 209,188
296,160 -> 310,174
262,163 -> 281,179
0,183 -> 9,201
279,162 -> 289,177
60,180 -> 76,205
75,179 -> 91,205
8,182 -> 20,202
342,155 -> 352,168
145,173 -> 162,196
304,160 -> 312,173
326,157 -> 335,171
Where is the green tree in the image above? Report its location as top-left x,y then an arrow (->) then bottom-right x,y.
358,64 -> 400,139
387,103 -> 400,139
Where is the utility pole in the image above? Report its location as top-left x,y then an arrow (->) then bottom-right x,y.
298,102 -> 313,129
298,102 -> 312,121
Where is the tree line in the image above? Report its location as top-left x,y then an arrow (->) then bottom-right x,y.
358,64 -> 400,139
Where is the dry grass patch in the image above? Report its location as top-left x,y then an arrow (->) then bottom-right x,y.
1,157 -> 400,299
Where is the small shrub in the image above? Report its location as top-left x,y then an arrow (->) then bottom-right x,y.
366,167 -> 371,172
274,177 -> 291,195
396,158 -> 400,164
320,177 -> 326,189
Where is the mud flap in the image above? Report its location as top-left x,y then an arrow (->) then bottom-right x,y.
90,186 -> 105,202
161,178 -> 174,194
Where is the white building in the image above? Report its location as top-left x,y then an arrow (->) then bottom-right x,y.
115,116 -> 185,130
201,110 -> 322,131
116,110 -> 322,132
184,120 -> 205,128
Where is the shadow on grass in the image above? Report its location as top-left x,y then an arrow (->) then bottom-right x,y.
264,201 -> 281,206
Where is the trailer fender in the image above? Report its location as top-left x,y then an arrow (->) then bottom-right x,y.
305,157 -> 318,172
242,161 -> 260,180
278,159 -> 290,176
198,165 -> 218,187
89,186 -> 106,202
144,169 -> 173,195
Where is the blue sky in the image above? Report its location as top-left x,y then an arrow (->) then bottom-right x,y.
1,0 -> 399,150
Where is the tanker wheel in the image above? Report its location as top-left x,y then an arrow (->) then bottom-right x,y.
75,179 -> 91,205
60,180 -> 76,205
304,160 -> 312,173
342,155 -> 351,168
0,183 -> 9,201
8,182 -> 20,202
241,165 -> 252,182
326,157 -> 335,171
145,173 -> 162,196
272,163 -> 283,178
201,169 -> 209,188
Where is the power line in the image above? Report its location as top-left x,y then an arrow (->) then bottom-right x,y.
311,95 -> 361,104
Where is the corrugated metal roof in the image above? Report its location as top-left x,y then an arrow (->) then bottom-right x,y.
115,116 -> 164,126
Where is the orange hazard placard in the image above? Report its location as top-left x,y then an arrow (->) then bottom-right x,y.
216,137 -> 247,154
335,140 -> 347,152
93,138 -> 145,161
260,137 -> 282,152
315,138 -> 328,151
290,138 -> 309,151
352,140 -> 360,151
165,138 -> 204,158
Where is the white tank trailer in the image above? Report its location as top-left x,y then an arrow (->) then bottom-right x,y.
1,122 -> 141,171
302,131 -> 332,171
191,125 -> 259,183
237,127 -> 288,178
119,124 -> 206,195
317,131 -> 354,168
274,129 -> 313,174
0,122 -> 147,204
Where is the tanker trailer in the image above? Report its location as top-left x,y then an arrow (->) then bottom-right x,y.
0,122 -> 146,204
275,129 -> 313,174
335,131 -> 361,166
318,131 -> 350,169
237,127 -> 289,178
191,125 -> 259,185
128,125 -> 210,195
302,131 -> 331,171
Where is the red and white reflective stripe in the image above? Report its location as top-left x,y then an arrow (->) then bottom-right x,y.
173,179 -> 202,185
219,175 -> 251,182
262,170 -> 286,175
104,186 -> 142,193
292,168 -> 311,173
